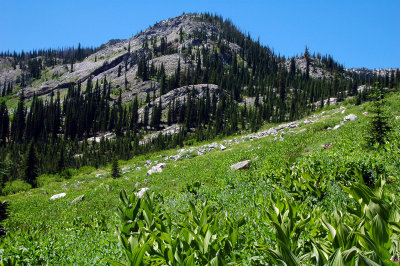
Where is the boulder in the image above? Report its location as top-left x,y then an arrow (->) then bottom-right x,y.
71,195 -> 85,204
50,193 -> 66,200
147,163 -> 166,175
136,187 -> 149,198
230,160 -> 251,170
208,143 -> 218,150
344,114 -> 357,122
220,144 -> 226,151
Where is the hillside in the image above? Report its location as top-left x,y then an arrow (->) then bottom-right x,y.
0,13 -> 400,264
1,13 -> 399,183
0,90 -> 399,264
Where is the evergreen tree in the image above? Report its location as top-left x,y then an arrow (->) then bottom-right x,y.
117,65 -> 122,77
0,102 -> 9,146
366,83 -> 392,147
23,140 -> 38,187
111,157 -> 120,178
304,46 -> 310,80
11,90 -> 26,142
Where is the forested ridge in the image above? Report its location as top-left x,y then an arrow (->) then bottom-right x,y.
0,13 -> 399,191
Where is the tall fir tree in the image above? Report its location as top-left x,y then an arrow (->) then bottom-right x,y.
0,102 -> 9,146
11,90 -> 26,142
23,140 -> 38,187
111,157 -> 120,178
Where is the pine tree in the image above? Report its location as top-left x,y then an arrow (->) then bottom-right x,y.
117,65 -> 122,77
23,140 -> 38,187
304,46 -> 310,80
0,102 -> 9,146
366,83 -> 392,147
111,157 -> 120,178
11,90 -> 26,142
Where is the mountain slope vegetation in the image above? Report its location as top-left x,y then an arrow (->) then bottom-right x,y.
1,13 -> 398,185
0,13 -> 399,264
0,89 -> 399,264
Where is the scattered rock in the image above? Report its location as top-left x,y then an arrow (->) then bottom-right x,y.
230,160 -> 251,170
297,128 -> 307,134
73,181 -> 82,188
333,125 -> 341,130
95,173 -> 106,178
208,143 -> 218,150
71,195 -> 85,204
135,182 -> 141,188
363,112 -> 368,116
50,193 -> 66,200
344,114 -> 357,122
147,163 -> 166,175
326,127 -> 332,131
136,167 -> 142,170
169,155 -> 181,161
321,143 -> 333,149
220,144 -> 226,151
136,187 -> 149,198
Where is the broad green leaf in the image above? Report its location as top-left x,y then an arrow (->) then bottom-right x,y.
327,248 -> 345,266
370,213 -> 389,246
358,254 -> 381,266
103,258 -> 127,266
203,229 -> 212,254
199,205 -> 210,228
341,247 -> 358,263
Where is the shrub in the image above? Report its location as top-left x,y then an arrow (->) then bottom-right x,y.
2,180 -> 32,195
59,168 -> 74,179
36,174 -> 60,187
77,166 -> 96,175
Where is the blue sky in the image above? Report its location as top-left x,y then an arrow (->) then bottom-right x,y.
1,0 -> 399,69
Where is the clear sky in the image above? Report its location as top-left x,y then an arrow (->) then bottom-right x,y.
1,0 -> 399,69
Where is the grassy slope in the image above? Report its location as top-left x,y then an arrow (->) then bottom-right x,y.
1,92 -> 399,264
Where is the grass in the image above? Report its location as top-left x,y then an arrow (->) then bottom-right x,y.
1,91 -> 399,264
